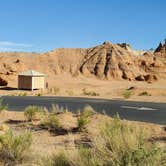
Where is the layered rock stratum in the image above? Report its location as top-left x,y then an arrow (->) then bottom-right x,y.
0,41 -> 166,85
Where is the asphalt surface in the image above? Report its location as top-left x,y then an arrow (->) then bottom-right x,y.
1,96 -> 166,125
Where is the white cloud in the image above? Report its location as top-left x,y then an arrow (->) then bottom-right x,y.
0,47 -> 25,52
0,41 -> 32,47
0,41 -> 33,52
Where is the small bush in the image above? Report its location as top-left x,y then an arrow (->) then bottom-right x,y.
36,93 -> 42,96
53,87 -> 60,94
77,105 -> 94,131
51,152 -> 71,166
77,115 -> 90,132
82,88 -> 99,96
66,90 -> 74,96
41,114 -> 61,131
139,91 -> 151,96
0,130 -> 32,164
48,87 -> 60,95
39,115 -> 166,166
82,105 -> 95,117
50,104 -> 58,114
0,98 -> 8,113
24,105 -> 46,121
50,104 -> 67,114
92,115 -> 166,166
123,90 -> 132,99
18,92 -> 27,96
38,152 -> 71,166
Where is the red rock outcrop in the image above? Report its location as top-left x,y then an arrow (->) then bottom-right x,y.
155,40 -> 166,58
0,40 -> 165,84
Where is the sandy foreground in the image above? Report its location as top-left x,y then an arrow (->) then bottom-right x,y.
0,74 -> 166,103
0,110 -> 166,156
0,109 -> 165,166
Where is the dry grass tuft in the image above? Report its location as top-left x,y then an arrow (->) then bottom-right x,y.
0,130 -> 32,165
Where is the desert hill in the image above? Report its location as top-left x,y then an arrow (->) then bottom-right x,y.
0,41 -> 166,86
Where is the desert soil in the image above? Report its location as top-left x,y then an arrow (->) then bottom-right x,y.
0,110 -> 166,157
0,74 -> 166,103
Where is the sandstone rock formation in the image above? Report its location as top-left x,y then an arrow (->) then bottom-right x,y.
155,40 -> 166,58
0,40 -> 165,86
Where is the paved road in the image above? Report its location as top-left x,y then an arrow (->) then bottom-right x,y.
1,96 -> 166,125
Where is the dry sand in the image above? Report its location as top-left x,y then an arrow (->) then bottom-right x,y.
0,74 -> 166,103
0,110 -> 165,157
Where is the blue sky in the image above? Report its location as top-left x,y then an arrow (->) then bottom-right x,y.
0,0 -> 165,52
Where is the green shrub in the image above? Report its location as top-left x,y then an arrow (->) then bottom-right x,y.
53,87 -> 60,94
77,105 -> 94,131
49,87 -> 60,95
91,115 -> 166,166
139,91 -> 151,96
0,98 -> 8,113
77,115 -> 90,132
40,148 -> 100,166
50,104 -> 58,114
76,115 -> 166,166
36,93 -> 42,96
82,88 -> 99,96
51,152 -> 71,166
38,152 -> 71,166
66,90 -> 74,96
0,130 -> 32,164
24,105 -> 46,121
82,105 -> 95,117
123,90 -> 132,99
50,104 -> 67,114
71,147 -> 100,166
40,115 -> 166,166
18,92 -> 27,96
41,114 -> 61,131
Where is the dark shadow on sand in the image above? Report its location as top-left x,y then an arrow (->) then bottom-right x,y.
5,119 -> 26,124
0,87 -> 18,91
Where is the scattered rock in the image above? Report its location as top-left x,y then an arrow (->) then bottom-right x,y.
144,74 -> 158,82
135,74 -> 158,82
0,77 -> 8,86
135,75 -> 145,81
15,59 -> 20,63
122,71 -> 133,81
127,86 -> 136,91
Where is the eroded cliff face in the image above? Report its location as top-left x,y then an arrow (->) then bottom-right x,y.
153,41 -> 166,78
0,41 -> 165,85
79,41 -> 165,81
155,41 -> 166,57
